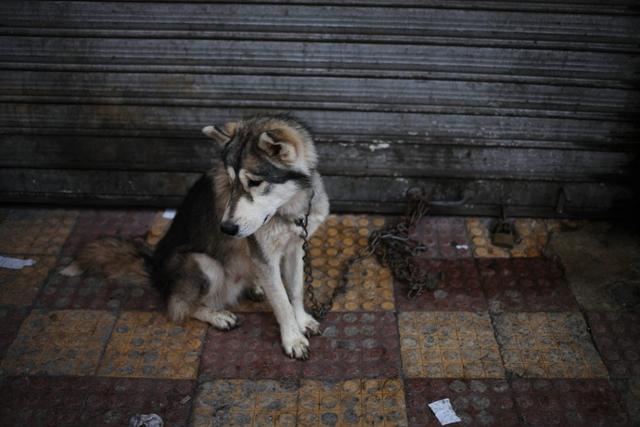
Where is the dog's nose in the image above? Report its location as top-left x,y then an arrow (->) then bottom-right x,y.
220,221 -> 239,236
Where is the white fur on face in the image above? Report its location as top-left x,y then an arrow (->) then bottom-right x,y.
223,178 -> 299,238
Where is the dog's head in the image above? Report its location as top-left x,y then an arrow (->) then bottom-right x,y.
202,114 -> 317,238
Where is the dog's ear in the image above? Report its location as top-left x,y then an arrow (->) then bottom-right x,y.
202,122 -> 238,145
258,130 -> 298,163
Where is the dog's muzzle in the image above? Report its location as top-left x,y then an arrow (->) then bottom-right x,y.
220,221 -> 239,236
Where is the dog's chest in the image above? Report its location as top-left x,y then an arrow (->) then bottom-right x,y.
257,218 -> 300,253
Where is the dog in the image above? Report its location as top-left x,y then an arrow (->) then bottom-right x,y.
63,114 -> 329,359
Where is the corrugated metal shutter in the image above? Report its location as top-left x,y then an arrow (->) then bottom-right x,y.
1,1 -> 638,216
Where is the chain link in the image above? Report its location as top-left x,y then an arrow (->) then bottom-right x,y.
301,197 -> 438,319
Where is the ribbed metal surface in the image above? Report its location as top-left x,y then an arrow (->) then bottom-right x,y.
0,1 -> 638,215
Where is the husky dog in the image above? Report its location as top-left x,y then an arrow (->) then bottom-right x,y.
63,114 -> 329,359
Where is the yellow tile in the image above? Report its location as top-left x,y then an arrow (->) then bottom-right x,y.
98,311 -> 206,379
0,256 -> 56,306
190,379 -> 408,427
0,209 -> 77,255
1,309 -> 115,376
494,312 -> 608,378
399,311 -> 505,379
466,217 -> 555,258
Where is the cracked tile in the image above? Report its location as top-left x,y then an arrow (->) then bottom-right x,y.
190,378 -> 407,426
98,311 -> 205,379
494,312 -> 608,378
398,312 -> 504,379
1,309 -> 115,376
405,379 -> 519,426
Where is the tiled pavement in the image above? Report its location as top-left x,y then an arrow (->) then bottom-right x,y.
0,208 -> 637,426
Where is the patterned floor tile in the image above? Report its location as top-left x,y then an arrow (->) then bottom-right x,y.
466,217 -> 557,258
1,309 -> 115,376
61,208 -> 156,257
611,377 -> 640,426
404,379 -> 519,427
302,312 -> 401,379
199,312 -> 401,380
0,306 -> 30,360
587,312 -> 640,378
478,258 -> 579,313
511,379 -> 630,426
409,216 -> 472,259
190,378 -> 407,426
394,259 -> 487,311
398,312 -> 504,379
494,312 -> 608,378
98,311 -> 205,379
38,272 -> 162,311
0,208 -> 77,255
0,376 -> 195,426
0,255 -> 56,306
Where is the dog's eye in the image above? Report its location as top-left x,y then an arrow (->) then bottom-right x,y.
248,179 -> 263,188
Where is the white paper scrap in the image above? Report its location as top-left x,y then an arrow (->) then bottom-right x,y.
0,255 -> 36,270
162,209 -> 176,219
428,398 -> 461,425
455,244 -> 469,250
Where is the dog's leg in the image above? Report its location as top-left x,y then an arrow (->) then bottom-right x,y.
255,260 -> 310,360
282,242 -> 320,336
190,253 -> 239,330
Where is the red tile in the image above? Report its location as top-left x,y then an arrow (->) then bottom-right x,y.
511,379 -> 630,427
61,209 -> 156,257
199,312 -> 401,380
394,259 -> 487,311
404,379 -> 519,427
0,376 -> 195,426
37,273 -> 162,311
478,258 -> 579,312
587,312 -> 640,378
0,306 -> 29,360
302,312 -> 401,379
410,217 -> 472,260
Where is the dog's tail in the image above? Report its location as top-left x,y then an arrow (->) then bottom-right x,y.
60,237 -> 152,286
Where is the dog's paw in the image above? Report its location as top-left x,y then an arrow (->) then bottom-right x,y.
282,333 -> 310,360
209,310 -> 239,331
245,285 -> 265,302
297,311 -> 321,336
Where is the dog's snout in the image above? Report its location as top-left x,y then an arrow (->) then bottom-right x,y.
220,221 -> 239,236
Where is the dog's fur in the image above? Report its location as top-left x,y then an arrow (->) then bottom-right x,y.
63,114 -> 329,359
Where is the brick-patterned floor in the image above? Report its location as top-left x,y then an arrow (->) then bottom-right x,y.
0,209 -> 636,426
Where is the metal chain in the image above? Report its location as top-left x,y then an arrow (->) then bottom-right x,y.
301,197 -> 438,319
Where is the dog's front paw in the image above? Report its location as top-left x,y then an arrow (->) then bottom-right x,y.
209,310 -> 239,330
282,333 -> 310,360
297,311 -> 321,336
